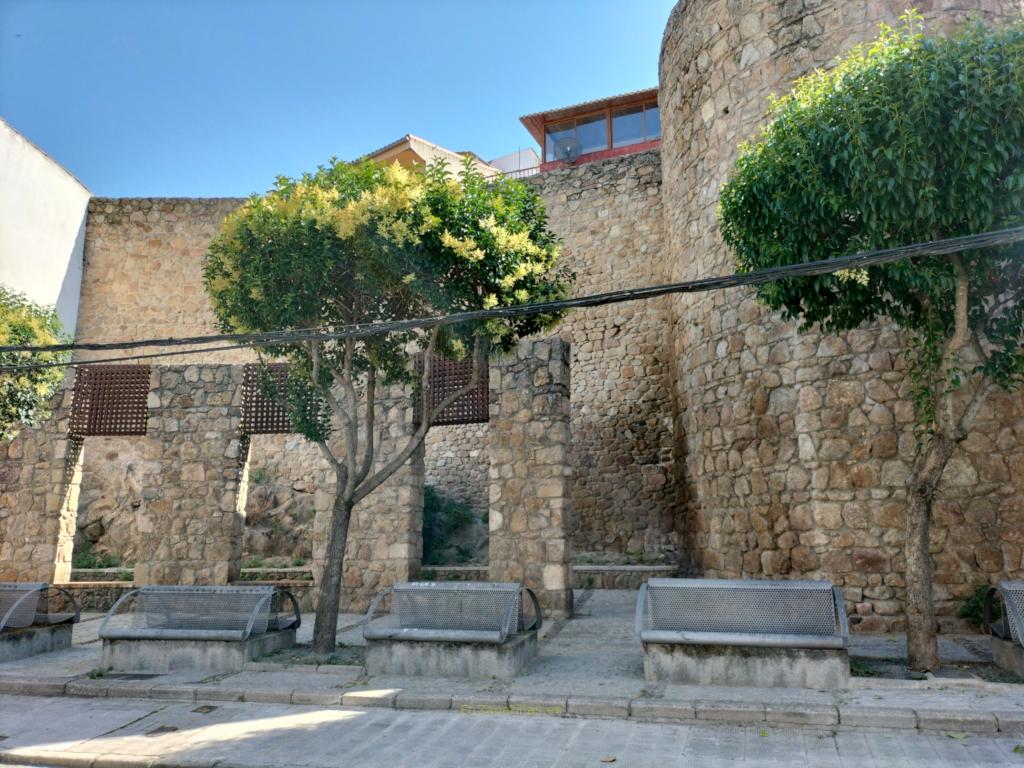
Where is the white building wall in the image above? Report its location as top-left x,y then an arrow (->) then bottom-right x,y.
0,118 -> 90,335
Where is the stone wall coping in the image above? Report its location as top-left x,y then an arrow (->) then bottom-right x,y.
572,564 -> 678,573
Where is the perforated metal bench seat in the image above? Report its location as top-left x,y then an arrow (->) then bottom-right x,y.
985,581 -> 1024,647
636,578 -> 849,650
98,585 -> 300,642
0,583 -> 80,633
363,581 -> 542,644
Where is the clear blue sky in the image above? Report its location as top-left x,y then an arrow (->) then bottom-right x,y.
1,0 -> 676,197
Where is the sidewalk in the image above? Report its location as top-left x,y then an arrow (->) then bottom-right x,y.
1,591 -> 1022,740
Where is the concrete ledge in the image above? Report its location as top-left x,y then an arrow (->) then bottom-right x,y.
991,637 -> 1024,677
394,691 -> 452,710
341,689 -> 397,708
643,642 -> 850,690
101,628 -> 295,673
567,696 -> 630,718
914,708 -> 999,733
365,631 -> 537,679
765,703 -> 838,726
0,623 -> 73,663
629,700 -> 696,721
838,705 -> 917,729
694,700 -> 765,723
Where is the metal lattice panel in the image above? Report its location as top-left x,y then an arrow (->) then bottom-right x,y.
0,582 -> 47,631
99,585 -> 300,642
69,365 -> 151,436
999,581 -> 1024,646
241,363 -> 293,434
363,582 -> 541,644
414,354 -> 489,426
638,578 -> 846,648
0,583 -> 80,632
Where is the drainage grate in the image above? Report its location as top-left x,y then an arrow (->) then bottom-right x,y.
103,673 -> 162,680
146,725 -> 179,737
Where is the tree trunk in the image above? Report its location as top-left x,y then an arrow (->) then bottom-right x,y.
311,493 -> 353,655
904,434 -> 958,672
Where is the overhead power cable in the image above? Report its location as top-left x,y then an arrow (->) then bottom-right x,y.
2,225 -> 1023,374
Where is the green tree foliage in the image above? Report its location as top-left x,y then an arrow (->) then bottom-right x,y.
0,286 -> 68,441
204,158 -> 570,652
719,14 -> 1024,671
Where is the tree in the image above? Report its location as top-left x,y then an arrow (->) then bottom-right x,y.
204,158 -> 569,653
719,14 -> 1024,671
0,286 -> 68,442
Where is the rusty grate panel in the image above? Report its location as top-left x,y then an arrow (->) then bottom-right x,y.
414,354 -> 489,426
241,363 -> 293,434
69,365 -> 151,436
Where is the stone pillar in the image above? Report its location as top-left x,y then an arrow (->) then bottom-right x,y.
132,365 -> 247,585
489,337 -> 573,617
312,387 -> 424,612
0,379 -> 79,583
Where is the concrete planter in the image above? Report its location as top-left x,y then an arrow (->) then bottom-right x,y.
101,628 -> 296,673
365,631 -> 537,680
0,623 -> 73,663
642,642 -> 850,690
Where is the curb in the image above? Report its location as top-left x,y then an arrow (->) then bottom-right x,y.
1,675 -> 1022,737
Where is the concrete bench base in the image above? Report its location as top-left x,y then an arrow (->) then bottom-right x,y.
643,642 -> 850,689
365,631 -> 537,679
992,637 -> 1024,677
0,624 -> 73,664
101,628 -> 295,673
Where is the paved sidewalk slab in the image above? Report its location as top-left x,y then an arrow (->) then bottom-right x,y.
4,694 -> 1024,768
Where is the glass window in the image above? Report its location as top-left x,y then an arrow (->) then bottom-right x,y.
575,113 -> 608,155
645,104 -> 661,139
545,121 -> 574,162
612,105 -> 645,148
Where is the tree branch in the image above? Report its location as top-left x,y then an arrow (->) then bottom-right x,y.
938,255 -> 971,435
355,365 -> 376,485
352,332 -> 488,506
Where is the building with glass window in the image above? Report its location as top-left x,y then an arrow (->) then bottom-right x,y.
519,88 -> 660,172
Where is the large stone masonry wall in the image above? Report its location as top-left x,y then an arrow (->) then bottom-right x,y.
421,153 -> 677,559
531,152 -> 677,558
659,0 -> 1024,629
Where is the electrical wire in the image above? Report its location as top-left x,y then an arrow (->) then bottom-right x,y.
2,225 -> 1023,374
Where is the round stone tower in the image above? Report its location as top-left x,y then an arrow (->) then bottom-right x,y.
659,0 -> 1024,630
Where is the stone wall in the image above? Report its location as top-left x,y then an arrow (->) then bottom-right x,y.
488,338 -> 573,615
313,389 -> 424,611
659,0 -> 1024,629
77,197 -> 248,364
533,152 -> 676,558
0,379 -> 79,583
418,151 -> 679,560
424,423 -> 489,515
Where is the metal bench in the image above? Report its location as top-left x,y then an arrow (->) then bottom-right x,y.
636,578 -> 850,688
99,585 -> 300,642
984,581 -> 1024,647
636,578 -> 849,649
362,582 -> 542,678
363,581 -> 542,644
984,581 -> 1024,677
0,582 -> 80,633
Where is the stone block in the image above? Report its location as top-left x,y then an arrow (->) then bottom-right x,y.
764,703 -> 838,725
342,689 -> 398,708
914,709 -> 998,733
566,696 -> 630,718
694,700 -> 766,723
291,690 -> 343,706
394,691 -> 452,710
838,705 -> 917,730
629,699 -> 696,720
